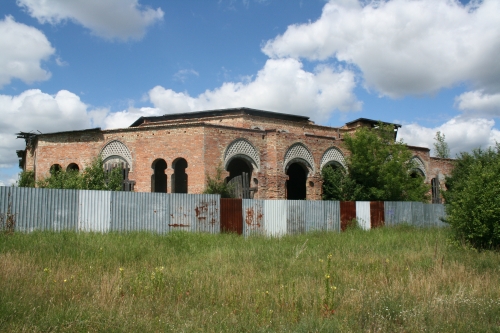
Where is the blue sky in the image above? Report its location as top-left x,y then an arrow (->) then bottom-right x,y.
1,0 -> 499,186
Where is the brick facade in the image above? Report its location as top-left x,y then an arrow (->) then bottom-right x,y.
19,108 -> 454,201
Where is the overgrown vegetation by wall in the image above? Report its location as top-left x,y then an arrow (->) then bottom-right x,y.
322,123 -> 429,202
18,157 -> 123,191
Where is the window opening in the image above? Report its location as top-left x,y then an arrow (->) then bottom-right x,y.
171,158 -> 188,193
151,159 -> 167,193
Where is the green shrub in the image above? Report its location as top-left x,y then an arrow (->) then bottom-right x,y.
444,145 -> 500,250
203,165 -> 234,198
17,170 -> 35,187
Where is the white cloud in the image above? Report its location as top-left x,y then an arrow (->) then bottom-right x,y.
17,0 -> 164,41
455,90 -> 500,118
173,69 -> 199,83
146,58 -> 361,123
103,106 -> 161,129
0,89 -> 106,168
263,0 -> 500,98
0,16 -> 54,88
399,116 -> 500,158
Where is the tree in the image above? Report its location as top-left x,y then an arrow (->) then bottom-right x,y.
17,170 -> 35,187
322,123 -> 429,202
434,131 -> 450,158
443,145 -> 500,250
203,164 -> 234,198
321,166 -> 363,201
35,157 -> 123,191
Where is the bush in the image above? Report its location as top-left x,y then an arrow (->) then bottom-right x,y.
17,170 -> 35,187
36,157 -> 123,191
203,165 -> 234,198
444,145 -> 500,250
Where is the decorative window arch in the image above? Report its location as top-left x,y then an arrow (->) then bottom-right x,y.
224,139 -> 260,171
283,143 -> 315,174
410,156 -> 426,179
320,146 -> 347,171
100,140 -> 133,170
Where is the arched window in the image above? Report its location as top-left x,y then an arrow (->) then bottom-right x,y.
100,140 -> 133,170
409,156 -> 426,180
320,147 -> 346,171
50,164 -> 62,174
172,158 -> 188,193
66,163 -> 79,172
151,159 -> 167,193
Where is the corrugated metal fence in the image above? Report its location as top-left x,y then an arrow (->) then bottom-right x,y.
0,187 -> 447,236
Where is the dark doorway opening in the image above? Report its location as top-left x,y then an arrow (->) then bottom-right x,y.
226,158 -> 252,184
151,159 -> 167,193
410,170 -> 424,179
286,162 -> 307,200
172,158 -> 188,193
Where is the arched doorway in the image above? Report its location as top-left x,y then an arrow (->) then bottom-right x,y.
286,162 -> 307,200
172,158 -> 188,193
226,157 -> 252,184
151,159 -> 167,193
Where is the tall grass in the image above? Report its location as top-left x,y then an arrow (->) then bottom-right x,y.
1,227 -> 499,332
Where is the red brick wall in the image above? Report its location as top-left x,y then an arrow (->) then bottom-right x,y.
26,114 -> 454,201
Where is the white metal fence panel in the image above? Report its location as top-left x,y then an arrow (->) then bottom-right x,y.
264,200 -> 287,237
169,194 -> 220,233
306,201 -> 326,232
78,190 -> 111,232
45,189 -> 79,232
356,201 -> 371,230
287,200 -> 307,235
324,200 -> 341,232
111,192 -> 170,233
242,199 -> 265,237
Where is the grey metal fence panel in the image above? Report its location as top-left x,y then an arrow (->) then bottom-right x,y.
11,187 -> 48,232
78,190 -> 111,232
287,200 -> 306,235
169,194 -> 220,233
306,201 -> 326,232
411,202 -> 425,227
385,202 -> 412,226
384,201 -> 397,227
110,192 -> 170,233
356,201 -> 371,230
264,200 -> 287,237
0,186 -> 11,218
433,204 -> 448,227
324,200 -> 341,232
422,203 -> 434,228
45,189 -> 78,232
242,199 -> 265,237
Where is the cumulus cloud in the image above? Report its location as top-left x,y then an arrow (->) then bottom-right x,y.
0,16 -> 54,88
0,89 -> 107,169
144,58 -> 361,123
17,0 -> 164,40
455,90 -> 500,118
399,116 -> 500,158
263,0 -> 500,98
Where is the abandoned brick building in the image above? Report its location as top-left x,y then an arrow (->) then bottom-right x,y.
17,107 -> 453,201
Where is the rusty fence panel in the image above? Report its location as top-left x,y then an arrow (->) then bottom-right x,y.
220,198 -> 243,235
356,201 -> 371,230
169,194 -> 220,234
340,201 -> 356,231
264,200 -> 287,237
287,200 -> 307,235
111,192 -> 170,233
370,201 -> 385,229
242,199 -> 264,237
324,201 -> 341,232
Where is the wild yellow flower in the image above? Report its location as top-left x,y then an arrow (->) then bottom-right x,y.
325,274 -> 330,279
331,286 -> 337,290
64,279 -> 67,283
328,254 -> 333,259
319,259 -> 324,263
385,258 -> 389,263
119,267 -> 124,272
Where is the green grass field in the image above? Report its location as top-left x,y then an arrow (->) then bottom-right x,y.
1,226 -> 499,332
